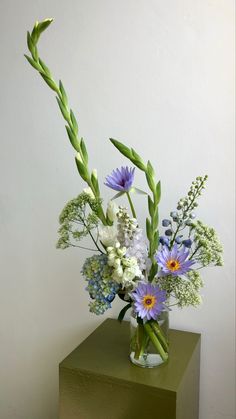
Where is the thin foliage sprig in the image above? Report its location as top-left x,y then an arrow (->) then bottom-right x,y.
110,138 -> 161,281
24,18 -> 108,225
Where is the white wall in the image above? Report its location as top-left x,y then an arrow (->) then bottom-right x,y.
0,1 -> 235,418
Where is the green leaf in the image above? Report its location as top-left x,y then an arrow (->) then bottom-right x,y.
148,261 -> 158,281
145,172 -> 155,192
24,54 -> 41,71
75,156 -> 89,182
147,160 -> 155,177
31,22 -> 39,43
131,148 -> 141,161
31,19 -> 53,44
132,159 -> 146,171
59,80 -> 68,106
152,205 -> 159,230
91,170 -> 100,194
110,138 -> 133,159
153,230 -> 159,251
148,195 -> 154,217
40,73 -> 59,93
38,58 -> 51,77
118,303 -> 132,322
56,97 -> 70,120
65,125 -> 80,152
146,217 -> 152,241
111,191 -> 125,200
37,19 -> 54,34
130,187 -> 147,196
27,31 -> 35,55
155,181 -> 161,204
131,149 -> 146,171
80,138 -> 88,164
70,110 -> 78,135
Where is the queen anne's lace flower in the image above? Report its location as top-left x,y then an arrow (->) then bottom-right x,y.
193,221 -> 223,266
159,270 -> 204,308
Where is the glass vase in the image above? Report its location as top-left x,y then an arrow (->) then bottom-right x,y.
130,309 -> 169,368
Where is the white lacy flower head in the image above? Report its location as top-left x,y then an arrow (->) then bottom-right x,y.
83,187 -> 95,199
106,200 -> 119,222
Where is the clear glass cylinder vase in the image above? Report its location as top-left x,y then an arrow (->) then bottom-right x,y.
130,309 -> 169,368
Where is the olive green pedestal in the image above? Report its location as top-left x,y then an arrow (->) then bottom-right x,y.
59,318 -> 201,419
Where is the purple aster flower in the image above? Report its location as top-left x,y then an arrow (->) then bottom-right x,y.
105,166 -> 135,192
156,243 -> 195,276
131,282 -> 167,321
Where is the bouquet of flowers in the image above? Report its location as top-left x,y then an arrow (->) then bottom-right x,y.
25,19 -> 223,367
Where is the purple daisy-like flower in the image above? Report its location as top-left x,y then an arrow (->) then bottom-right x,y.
156,243 -> 195,277
131,282 -> 167,321
105,166 -> 135,192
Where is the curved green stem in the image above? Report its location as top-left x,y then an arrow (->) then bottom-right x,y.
25,19 -> 108,225
126,192 -> 137,219
189,244 -> 202,260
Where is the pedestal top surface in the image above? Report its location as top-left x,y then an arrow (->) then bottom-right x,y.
60,318 -> 201,394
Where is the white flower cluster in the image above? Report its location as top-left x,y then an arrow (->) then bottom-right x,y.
117,207 -> 148,272
158,270 -> 204,308
107,243 -> 142,288
117,206 -> 137,242
98,204 -> 148,288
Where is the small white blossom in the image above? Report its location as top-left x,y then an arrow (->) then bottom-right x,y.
98,225 -> 118,247
106,244 -> 142,288
107,200 -> 119,222
83,187 -> 95,199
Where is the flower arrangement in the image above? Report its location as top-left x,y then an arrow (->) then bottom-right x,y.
25,19 -> 223,367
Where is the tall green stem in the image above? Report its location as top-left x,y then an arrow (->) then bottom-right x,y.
25,19 -> 108,226
126,192 -> 137,219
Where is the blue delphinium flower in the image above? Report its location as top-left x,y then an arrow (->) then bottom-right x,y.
156,244 -> 195,276
131,282 -> 167,322
159,236 -> 170,246
105,166 -> 135,192
175,236 -> 182,244
82,254 -> 120,315
162,219 -> 171,227
182,239 -> 193,248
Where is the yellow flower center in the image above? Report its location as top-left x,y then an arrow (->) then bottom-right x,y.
142,295 -> 156,309
166,259 -> 180,271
